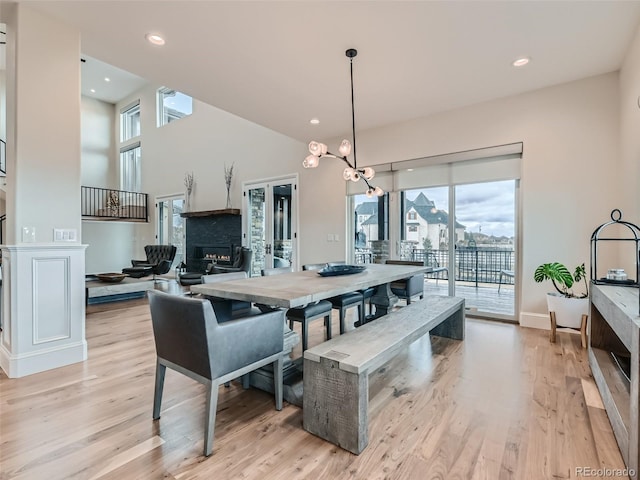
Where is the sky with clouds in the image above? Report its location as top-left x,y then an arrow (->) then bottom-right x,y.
405,180 -> 516,238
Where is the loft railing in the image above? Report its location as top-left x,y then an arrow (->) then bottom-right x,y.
0,139 -> 6,175
81,186 -> 148,222
0,214 -> 5,243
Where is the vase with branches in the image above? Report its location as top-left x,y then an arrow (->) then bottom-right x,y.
224,163 -> 234,209
184,172 -> 194,212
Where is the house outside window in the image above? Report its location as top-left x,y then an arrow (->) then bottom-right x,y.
157,87 -> 193,126
120,142 -> 141,192
120,101 -> 140,142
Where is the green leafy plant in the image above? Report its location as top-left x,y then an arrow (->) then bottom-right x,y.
534,262 -> 588,298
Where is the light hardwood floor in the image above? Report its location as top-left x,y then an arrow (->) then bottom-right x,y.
0,287 -> 628,480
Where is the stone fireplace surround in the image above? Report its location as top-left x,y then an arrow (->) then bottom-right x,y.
182,209 -> 242,273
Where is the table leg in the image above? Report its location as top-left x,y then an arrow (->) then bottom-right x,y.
249,322 -> 303,406
366,283 -> 398,321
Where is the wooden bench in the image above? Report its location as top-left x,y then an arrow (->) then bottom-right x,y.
303,295 -> 465,454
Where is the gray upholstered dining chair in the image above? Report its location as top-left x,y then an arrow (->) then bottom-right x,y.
148,290 -> 285,456
385,259 -> 425,304
261,266 -> 333,352
302,263 -> 364,333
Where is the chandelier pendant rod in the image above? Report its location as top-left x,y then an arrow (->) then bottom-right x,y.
348,49 -> 357,170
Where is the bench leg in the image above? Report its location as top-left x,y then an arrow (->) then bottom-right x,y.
429,300 -> 465,340
303,356 -> 368,454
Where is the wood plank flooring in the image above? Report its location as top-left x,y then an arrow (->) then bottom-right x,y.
0,287 -> 628,480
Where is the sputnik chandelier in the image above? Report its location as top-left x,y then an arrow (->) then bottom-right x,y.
303,49 -> 384,198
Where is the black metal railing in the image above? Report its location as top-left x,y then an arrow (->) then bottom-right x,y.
0,214 -> 5,244
355,245 -> 515,286
0,139 -> 6,175
81,186 -> 148,222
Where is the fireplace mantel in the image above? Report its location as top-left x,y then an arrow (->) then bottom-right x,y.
180,208 -> 240,218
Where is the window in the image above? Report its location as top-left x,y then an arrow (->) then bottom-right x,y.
157,87 -> 193,126
120,101 -> 140,142
408,225 -> 418,232
120,142 -> 141,192
407,211 -> 417,220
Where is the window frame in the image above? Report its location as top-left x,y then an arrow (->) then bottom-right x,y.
119,141 -> 141,193
119,100 -> 141,142
157,87 -> 193,127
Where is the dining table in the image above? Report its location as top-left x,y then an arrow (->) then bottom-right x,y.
190,262 -> 432,406
190,263 -> 431,316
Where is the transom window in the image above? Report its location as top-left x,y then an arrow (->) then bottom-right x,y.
120,100 -> 140,142
157,87 -> 193,126
120,142 -> 141,192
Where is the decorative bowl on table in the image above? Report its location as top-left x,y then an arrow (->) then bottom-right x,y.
317,265 -> 366,277
96,273 -> 127,283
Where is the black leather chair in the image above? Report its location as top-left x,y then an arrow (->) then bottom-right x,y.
129,245 -> 177,282
212,247 -> 252,276
261,266 -> 333,352
385,260 -> 425,305
302,263 -> 364,333
148,291 -> 285,456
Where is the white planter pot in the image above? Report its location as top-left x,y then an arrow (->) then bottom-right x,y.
546,293 -> 589,329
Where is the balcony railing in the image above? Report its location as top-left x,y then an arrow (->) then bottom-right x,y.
81,186 -> 148,222
355,245 -> 515,286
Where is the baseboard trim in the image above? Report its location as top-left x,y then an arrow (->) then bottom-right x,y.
0,340 -> 87,378
520,312 -> 551,330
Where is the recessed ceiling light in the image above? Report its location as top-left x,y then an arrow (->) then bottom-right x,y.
407,168 -> 414,172
145,33 -> 166,46
104,77 -> 111,82
512,57 -> 530,67
90,88 -> 96,93
309,118 -> 320,125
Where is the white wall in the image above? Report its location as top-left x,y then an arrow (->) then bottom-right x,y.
6,4 -> 81,244
619,23 -> 640,275
82,221 -> 138,274
79,96 -> 137,274
81,96 -> 115,188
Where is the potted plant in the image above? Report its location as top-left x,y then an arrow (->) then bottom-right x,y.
534,262 -> 589,346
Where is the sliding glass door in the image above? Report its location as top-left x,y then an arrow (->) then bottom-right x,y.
453,180 -> 516,317
394,181 -> 516,319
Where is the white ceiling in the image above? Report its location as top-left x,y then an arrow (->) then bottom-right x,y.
15,1 -> 640,142
80,55 -> 148,105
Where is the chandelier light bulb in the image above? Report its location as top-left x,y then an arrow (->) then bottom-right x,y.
349,170 -> 360,182
303,154 -> 320,168
374,186 -> 384,197
343,168 -> 353,180
308,141 -> 326,156
338,139 -> 352,157
362,167 -> 375,180
365,188 -> 374,198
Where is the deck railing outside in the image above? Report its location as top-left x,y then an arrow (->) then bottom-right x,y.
81,186 -> 148,221
355,245 -> 514,286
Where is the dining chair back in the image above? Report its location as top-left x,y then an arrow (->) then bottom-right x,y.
148,290 -> 285,456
